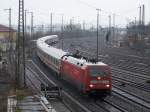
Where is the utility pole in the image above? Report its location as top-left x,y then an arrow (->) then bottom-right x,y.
4,8 -> 12,51
113,13 -> 115,28
108,15 -> 111,28
83,20 -> 85,31
70,17 -> 74,31
4,8 -> 13,79
50,13 -> 53,34
70,19 -> 72,31
108,15 -> 111,45
82,20 -> 85,37
142,4 -> 145,25
27,11 -> 33,58
30,12 -> 34,39
135,17 -> 137,25
61,14 -> 64,49
113,13 -> 115,46
28,12 -> 33,39
139,6 -> 142,25
17,0 -> 26,88
96,9 -> 101,62
24,10 -> 27,34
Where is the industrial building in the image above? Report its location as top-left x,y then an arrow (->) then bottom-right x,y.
0,24 -> 16,51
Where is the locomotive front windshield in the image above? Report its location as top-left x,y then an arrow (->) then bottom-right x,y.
90,66 -> 110,77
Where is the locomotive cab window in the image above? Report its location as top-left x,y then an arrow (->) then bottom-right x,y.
90,66 -> 109,77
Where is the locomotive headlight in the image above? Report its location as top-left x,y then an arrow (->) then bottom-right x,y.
89,84 -> 94,88
106,84 -> 110,87
97,76 -> 101,80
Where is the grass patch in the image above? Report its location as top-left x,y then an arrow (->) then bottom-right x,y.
16,107 -> 21,112
16,88 -> 34,100
16,90 -> 25,100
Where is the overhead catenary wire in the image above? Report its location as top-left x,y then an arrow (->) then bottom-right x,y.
73,0 -> 142,26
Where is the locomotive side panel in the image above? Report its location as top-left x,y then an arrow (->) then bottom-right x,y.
61,60 -> 86,92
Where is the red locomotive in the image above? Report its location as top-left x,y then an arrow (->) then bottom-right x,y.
37,35 -> 112,96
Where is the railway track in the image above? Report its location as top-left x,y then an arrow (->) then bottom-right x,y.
26,65 -> 74,112
113,86 -> 150,106
58,37 -> 150,111
27,60 -> 92,112
95,100 -> 128,112
112,87 -> 150,111
112,67 -> 150,81
105,60 -> 150,76
28,58 -> 138,112
113,78 -> 150,98
71,43 -> 150,76
112,69 -> 150,91
101,53 -> 150,76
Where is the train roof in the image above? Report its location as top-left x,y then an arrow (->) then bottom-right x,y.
37,35 -> 67,60
63,56 -> 107,68
37,35 -> 108,68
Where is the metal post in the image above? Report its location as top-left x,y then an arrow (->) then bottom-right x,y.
50,13 -> 53,33
109,15 -> 111,28
142,4 -> 145,25
83,20 -> 85,31
61,14 -> 64,49
27,11 -> 33,58
31,12 -> 33,39
24,10 -> 27,34
135,17 -> 137,25
96,9 -> 100,62
70,19 -> 72,31
17,0 -> 25,88
70,17 -> 74,31
4,8 -> 12,51
28,12 -> 33,39
139,6 -> 141,25
113,13 -> 115,46
9,8 -> 11,48
21,0 -> 26,88
82,20 -> 85,37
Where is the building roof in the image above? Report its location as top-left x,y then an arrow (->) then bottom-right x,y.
0,24 -> 16,32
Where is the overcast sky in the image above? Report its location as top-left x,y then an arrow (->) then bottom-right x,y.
0,0 -> 149,27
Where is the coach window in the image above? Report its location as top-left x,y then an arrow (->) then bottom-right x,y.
50,56 -> 52,61
49,56 -> 51,60
43,52 -> 46,57
53,58 -> 55,64
51,56 -> 53,61
51,57 -> 53,63
46,54 -> 48,58
55,59 -> 57,65
54,58 -> 56,64
56,60 -> 58,65
52,57 -> 54,64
